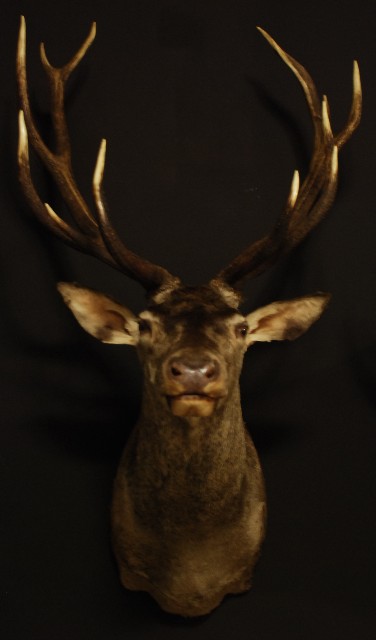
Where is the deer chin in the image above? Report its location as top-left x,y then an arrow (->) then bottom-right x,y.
167,394 -> 218,418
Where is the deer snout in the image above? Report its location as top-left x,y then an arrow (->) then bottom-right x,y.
167,357 -> 220,392
165,355 -> 225,417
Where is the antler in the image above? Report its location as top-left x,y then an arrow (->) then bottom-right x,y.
17,16 -> 176,292
214,28 -> 362,288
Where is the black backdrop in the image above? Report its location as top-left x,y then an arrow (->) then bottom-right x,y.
1,1 -> 375,639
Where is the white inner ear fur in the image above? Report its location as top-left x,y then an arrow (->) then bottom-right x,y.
245,294 -> 330,346
57,282 -> 139,345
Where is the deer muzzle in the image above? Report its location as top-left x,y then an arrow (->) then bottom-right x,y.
164,354 -> 226,417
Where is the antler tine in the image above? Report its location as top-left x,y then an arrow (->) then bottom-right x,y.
18,109 -> 78,245
17,16 -> 176,291
93,139 -> 178,289
214,29 -> 361,288
335,60 -> 362,149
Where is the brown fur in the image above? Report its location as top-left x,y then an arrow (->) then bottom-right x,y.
58,282 -> 328,616
110,283 -> 266,616
112,409 -> 266,616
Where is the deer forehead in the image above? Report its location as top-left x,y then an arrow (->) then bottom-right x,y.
143,285 -> 228,324
139,308 -> 246,339
138,288 -> 246,355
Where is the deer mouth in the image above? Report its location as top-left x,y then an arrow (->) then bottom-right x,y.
167,393 -> 221,418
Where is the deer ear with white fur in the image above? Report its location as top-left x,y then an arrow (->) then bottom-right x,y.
245,294 -> 330,346
58,283 -> 139,345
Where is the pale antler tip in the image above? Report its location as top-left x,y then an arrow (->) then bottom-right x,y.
44,202 -> 58,221
44,202 -> 73,237
256,26 -> 279,52
331,145 -> 339,177
256,26 -> 266,36
40,42 -> 51,69
321,96 -> 332,137
93,139 -> 108,224
288,169 -> 300,208
17,109 -> 28,161
18,108 -> 26,128
93,138 -> 107,191
17,15 -> 26,61
352,60 -> 361,97
83,21 -> 97,50
256,26 -> 301,88
19,15 -> 26,37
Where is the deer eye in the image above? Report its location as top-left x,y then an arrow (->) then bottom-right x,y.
235,322 -> 248,339
138,318 -> 152,335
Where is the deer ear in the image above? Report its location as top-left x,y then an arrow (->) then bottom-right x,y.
245,294 -> 330,346
57,282 -> 139,345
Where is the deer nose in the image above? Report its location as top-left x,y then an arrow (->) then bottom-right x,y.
168,357 -> 220,390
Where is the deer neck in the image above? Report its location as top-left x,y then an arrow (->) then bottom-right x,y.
124,380 -> 248,532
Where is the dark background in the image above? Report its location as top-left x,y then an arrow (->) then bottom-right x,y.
1,1 -> 375,638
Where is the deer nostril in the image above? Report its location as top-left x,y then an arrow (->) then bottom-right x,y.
203,362 -> 217,379
171,364 -> 183,377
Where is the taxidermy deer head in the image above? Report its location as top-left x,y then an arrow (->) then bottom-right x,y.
17,16 -> 361,617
